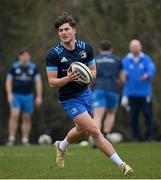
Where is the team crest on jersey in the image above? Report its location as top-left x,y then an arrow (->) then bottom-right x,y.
139,63 -> 144,69
79,50 -> 87,59
61,57 -> 68,63
129,64 -> 134,69
28,69 -> 34,75
15,68 -> 21,74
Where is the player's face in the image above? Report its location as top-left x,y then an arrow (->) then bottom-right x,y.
58,23 -> 76,43
19,52 -> 31,64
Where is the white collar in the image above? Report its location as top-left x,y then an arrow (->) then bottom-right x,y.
127,52 -> 144,59
127,52 -> 144,63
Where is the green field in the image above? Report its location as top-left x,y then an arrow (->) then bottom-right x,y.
0,143 -> 161,179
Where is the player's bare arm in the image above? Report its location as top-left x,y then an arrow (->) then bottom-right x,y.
47,70 -> 80,88
6,77 -> 14,104
34,78 -> 43,107
120,71 -> 128,83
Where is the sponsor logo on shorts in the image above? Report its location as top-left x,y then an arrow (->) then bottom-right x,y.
71,107 -> 78,114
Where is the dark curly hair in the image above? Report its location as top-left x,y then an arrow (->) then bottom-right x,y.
54,12 -> 76,30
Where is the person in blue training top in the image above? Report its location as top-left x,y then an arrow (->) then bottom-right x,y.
46,12 -> 133,176
121,39 -> 156,142
92,40 -> 122,138
6,49 -> 42,146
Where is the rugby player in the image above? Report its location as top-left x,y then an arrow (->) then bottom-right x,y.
46,13 -> 133,176
6,49 -> 42,145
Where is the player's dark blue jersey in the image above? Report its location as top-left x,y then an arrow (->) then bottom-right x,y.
7,61 -> 40,94
94,53 -> 122,92
46,40 -> 95,101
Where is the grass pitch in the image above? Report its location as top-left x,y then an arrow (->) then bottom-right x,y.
0,143 -> 161,179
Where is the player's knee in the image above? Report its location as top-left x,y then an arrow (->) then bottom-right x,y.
10,113 -> 19,121
76,130 -> 87,137
87,126 -> 101,138
23,118 -> 31,123
22,114 -> 31,122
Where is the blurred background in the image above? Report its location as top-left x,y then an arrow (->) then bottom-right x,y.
1,0 -> 161,144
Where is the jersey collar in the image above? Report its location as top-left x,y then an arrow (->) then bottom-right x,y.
127,52 -> 144,63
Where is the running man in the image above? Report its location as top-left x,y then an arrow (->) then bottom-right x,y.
46,13 -> 133,176
6,49 -> 42,145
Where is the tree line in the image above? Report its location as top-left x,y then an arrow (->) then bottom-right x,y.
0,0 -> 161,144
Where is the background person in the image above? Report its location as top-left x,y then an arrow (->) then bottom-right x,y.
92,40 -> 122,138
121,39 -> 156,142
6,49 -> 42,146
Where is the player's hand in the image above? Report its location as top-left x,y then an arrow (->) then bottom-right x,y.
67,70 -> 80,82
141,73 -> 148,80
35,96 -> 42,107
90,70 -> 96,80
7,94 -> 14,104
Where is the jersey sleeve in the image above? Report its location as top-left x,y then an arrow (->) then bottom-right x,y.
46,49 -> 59,72
85,44 -> 96,66
118,58 -> 123,73
33,65 -> 41,80
145,56 -> 156,78
7,65 -> 14,80
121,57 -> 129,74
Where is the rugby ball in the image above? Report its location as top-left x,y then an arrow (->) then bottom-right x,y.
80,140 -> 89,147
106,132 -> 123,143
38,134 -> 52,145
70,62 -> 93,84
